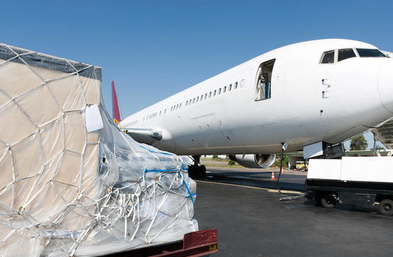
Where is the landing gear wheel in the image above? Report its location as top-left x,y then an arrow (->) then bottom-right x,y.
188,165 -> 206,178
320,194 -> 337,208
379,199 -> 393,216
188,165 -> 196,178
199,165 -> 206,176
188,155 -> 206,178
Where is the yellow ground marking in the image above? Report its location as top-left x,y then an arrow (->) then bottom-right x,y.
195,179 -> 303,195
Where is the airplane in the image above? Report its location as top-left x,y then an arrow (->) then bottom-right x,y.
114,39 -> 393,176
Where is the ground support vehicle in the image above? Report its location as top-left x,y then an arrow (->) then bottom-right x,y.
305,157 -> 393,215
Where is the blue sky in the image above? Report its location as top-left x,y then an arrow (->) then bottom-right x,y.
1,0 -> 392,148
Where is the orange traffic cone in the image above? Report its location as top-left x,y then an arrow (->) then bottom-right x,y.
271,171 -> 275,180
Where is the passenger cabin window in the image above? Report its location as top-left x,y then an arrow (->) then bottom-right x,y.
356,48 -> 387,58
321,50 -> 335,64
255,59 -> 275,101
338,48 -> 356,62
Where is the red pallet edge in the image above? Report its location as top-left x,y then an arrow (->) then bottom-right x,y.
102,229 -> 218,257
183,229 -> 218,250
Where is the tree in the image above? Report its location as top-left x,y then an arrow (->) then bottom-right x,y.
350,135 -> 368,150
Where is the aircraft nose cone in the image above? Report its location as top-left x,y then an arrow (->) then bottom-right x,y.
378,62 -> 393,114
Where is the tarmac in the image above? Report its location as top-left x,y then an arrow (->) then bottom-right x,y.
194,167 -> 393,257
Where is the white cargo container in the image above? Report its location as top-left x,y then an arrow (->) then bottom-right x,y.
306,157 -> 393,215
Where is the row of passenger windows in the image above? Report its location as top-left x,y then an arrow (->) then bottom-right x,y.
320,48 -> 387,64
143,81 -> 241,121
185,81 -> 238,107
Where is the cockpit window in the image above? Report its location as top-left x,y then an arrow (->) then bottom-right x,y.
338,48 -> 356,62
356,48 -> 387,58
321,50 -> 335,64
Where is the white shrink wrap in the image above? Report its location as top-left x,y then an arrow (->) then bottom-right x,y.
0,44 -> 198,257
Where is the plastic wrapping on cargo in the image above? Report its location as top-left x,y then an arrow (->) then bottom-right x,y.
0,44 -> 198,257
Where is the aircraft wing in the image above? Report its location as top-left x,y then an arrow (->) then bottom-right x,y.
123,127 -> 163,144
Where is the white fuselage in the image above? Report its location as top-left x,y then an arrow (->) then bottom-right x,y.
121,39 -> 393,155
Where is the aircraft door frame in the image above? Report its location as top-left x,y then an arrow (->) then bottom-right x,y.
255,59 -> 275,101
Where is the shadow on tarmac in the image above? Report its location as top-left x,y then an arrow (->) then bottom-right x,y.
200,168 -> 307,192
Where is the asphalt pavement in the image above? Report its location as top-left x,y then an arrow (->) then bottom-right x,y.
194,167 -> 393,257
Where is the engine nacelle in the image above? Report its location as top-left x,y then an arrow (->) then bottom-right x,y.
229,154 -> 276,168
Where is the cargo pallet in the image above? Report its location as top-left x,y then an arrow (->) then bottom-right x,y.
102,229 -> 218,257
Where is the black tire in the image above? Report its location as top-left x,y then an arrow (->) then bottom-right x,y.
199,165 -> 207,176
188,165 -> 196,178
379,199 -> 393,216
188,165 -> 206,178
320,194 -> 337,208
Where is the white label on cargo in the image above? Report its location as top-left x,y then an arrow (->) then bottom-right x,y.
84,104 -> 104,132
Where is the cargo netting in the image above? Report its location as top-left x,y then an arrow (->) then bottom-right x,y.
0,44 -> 198,256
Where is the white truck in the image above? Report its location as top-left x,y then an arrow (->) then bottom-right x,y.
305,156 -> 393,215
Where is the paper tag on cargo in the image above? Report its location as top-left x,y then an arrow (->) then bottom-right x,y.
84,104 -> 104,132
